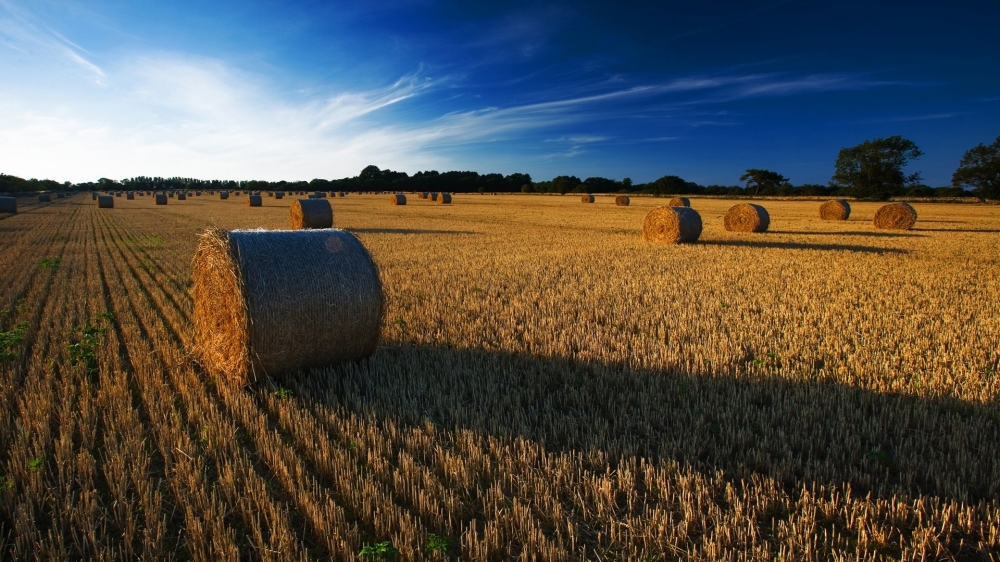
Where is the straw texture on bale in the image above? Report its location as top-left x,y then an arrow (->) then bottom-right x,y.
819,199 -> 851,221
155,194 -> 167,205
642,206 -> 703,244
615,195 -> 630,206
437,193 -> 452,205
191,228 -> 384,384
247,195 -> 262,207
97,195 -> 114,209
0,196 -> 16,214
390,193 -> 407,205
274,191 -> 284,200
126,192 -> 135,200
873,202 -> 917,230
220,191 -> 229,200
581,194 -> 595,203
668,197 -> 691,207
724,203 -> 770,232
290,199 -> 333,229
39,194 -> 51,203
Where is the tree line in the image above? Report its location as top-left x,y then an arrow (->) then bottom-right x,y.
2,136 -> 998,200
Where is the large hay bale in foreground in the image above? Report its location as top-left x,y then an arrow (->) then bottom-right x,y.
155,194 -> 167,205
873,202 -> 917,230
437,193 -> 452,205
97,195 -> 114,209
220,191 -> 229,200
668,197 -> 690,207
820,199 -> 851,220
38,194 -> 51,203
724,203 -> 770,232
581,194 -> 595,203
615,195 -> 630,206
0,196 -> 16,214
247,195 -> 262,207
290,199 -> 333,229
390,193 -> 407,205
191,228 -> 383,384
642,206 -> 703,244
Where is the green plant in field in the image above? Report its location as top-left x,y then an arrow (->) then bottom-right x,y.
0,321 -> 28,361
359,540 -> 399,560
38,257 -> 61,271
28,457 -> 44,471
1,474 -> 13,490
273,387 -> 293,399
394,317 -> 407,329
425,533 -> 451,555
67,313 -> 115,373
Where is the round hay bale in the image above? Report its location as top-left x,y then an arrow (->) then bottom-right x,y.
581,194 -> 595,203
168,192 -> 175,198
667,197 -> 690,207
819,199 -> 851,220
38,194 -> 51,203
177,192 -> 187,201
390,193 -> 407,205
275,191 -> 284,200
91,192 -> 97,200
57,193 -> 66,199
437,193 -> 452,205
615,195 -> 630,206
430,192 -> 439,202
126,192 -> 135,200
155,194 -> 167,205
97,195 -> 114,209
0,196 -> 16,214
313,191 -> 326,198
247,194 -> 262,207
642,206 -> 703,244
420,192 -> 429,199
724,203 -> 770,233
290,199 -> 333,229
220,191 -> 230,200
338,192 -> 346,197
191,228 -> 383,384
873,202 -> 917,230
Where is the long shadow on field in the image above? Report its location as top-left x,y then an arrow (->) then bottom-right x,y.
912,228 -> 1000,234
698,239 -> 908,254
769,230 -> 924,238
347,228 -> 479,236
299,344 -> 999,505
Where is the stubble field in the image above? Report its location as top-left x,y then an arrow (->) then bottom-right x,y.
0,192 -> 998,561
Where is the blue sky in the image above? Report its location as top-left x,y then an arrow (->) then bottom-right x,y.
1,0 -> 997,185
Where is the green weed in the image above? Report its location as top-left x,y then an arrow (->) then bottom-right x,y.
0,321 -> 28,361
67,312 -> 115,374
426,533 -> 451,555
359,540 -> 399,560
38,257 -> 61,271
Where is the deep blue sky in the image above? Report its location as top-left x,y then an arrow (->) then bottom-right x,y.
1,0 -> 997,185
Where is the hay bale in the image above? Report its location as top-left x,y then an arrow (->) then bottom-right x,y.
196,191 -> 202,196
437,193 -> 452,205
168,192 -> 175,198
390,193 -> 406,205
38,194 -> 51,203
127,192 -> 135,200
581,194 -> 595,203
155,193 -> 168,205
191,228 -> 383,384
724,203 -> 770,232
420,192 -> 429,199
642,206 -> 703,244
57,193 -> 66,199
91,192 -> 97,200
430,192 -> 439,201
338,192 -> 346,197
290,199 -> 333,229
247,194 -> 262,207
819,199 -> 851,220
178,192 -> 187,201
615,195 -> 630,206
220,191 -> 230,200
275,191 -> 284,200
0,196 -> 16,214
873,202 -> 917,230
313,191 -> 326,198
97,195 -> 114,209
667,197 -> 690,207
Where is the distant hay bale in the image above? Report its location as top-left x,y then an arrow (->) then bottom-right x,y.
177,192 -> 187,201
668,197 -> 690,207
581,194 -> 595,203
873,202 -> 917,230
196,191 -> 202,196
615,195 -> 630,206
437,193 -> 452,205
127,192 -> 135,200
57,193 -> 66,199
642,206 -> 703,244
155,194 -> 167,205
724,203 -> 770,233
290,199 -> 333,229
247,194 -> 262,207
819,199 -> 851,220
39,194 -> 51,203
168,192 -> 175,198
390,193 -> 407,205
191,228 -> 384,384
0,196 -> 16,214
220,191 -> 229,200
91,192 -> 97,200
420,192 -> 429,199
97,195 -> 114,209
338,192 -> 345,197
275,191 -> 284,200
313,191 -> 326,198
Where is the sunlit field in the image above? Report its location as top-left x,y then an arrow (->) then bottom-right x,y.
0,192 -> 998,560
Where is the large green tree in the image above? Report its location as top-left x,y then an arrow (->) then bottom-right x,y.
739,169 -> 788,196
830,136 -> 923,200
952,136 -> 1000,201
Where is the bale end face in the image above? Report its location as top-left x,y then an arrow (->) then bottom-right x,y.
873,202 -> 917,230
643,206 -> 703,244
820,200 -> 851,220
615,195 -> 630,206
667,197 -> 691,207
290,199 -> 333,229
437,193 -> 452,205
581,194 -> 595,203
724,203 -> 770,232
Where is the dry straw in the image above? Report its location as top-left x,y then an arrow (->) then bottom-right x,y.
873,202 -> 917,230
0,196 -> 16,214
437,193 -> 452,205
390,193 -> 407,205
819,199 -> 851,220
247,194 -> 262,207
290,199 -> 333,229
220,191 -> 229,200
668,197 -> 691,207
642,206 -> 703,244
582,194 -> 595,203
724,203 -> 770,232
191,228 -> 384,384
615,195 -> 630,206
38,194 -> 51,203
97,195 -> 114,209
155,194 -> 167,205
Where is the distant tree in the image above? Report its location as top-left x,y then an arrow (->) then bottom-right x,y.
551,176 -> 581,194
0,173 -> 28,193
359,165 -> 381,181
648,175 -> 697,195
521,183 -> 534,193
952,136 -> 1000,201
739,169 -> 788,196
622,178 -> 632,190
830,136 -> 923,200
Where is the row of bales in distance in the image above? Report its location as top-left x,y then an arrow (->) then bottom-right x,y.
0,190 -> 80,212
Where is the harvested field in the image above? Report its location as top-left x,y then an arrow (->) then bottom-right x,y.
0,194 -> 998,560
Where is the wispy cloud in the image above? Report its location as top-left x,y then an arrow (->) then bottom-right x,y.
0,0 -> 106,83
